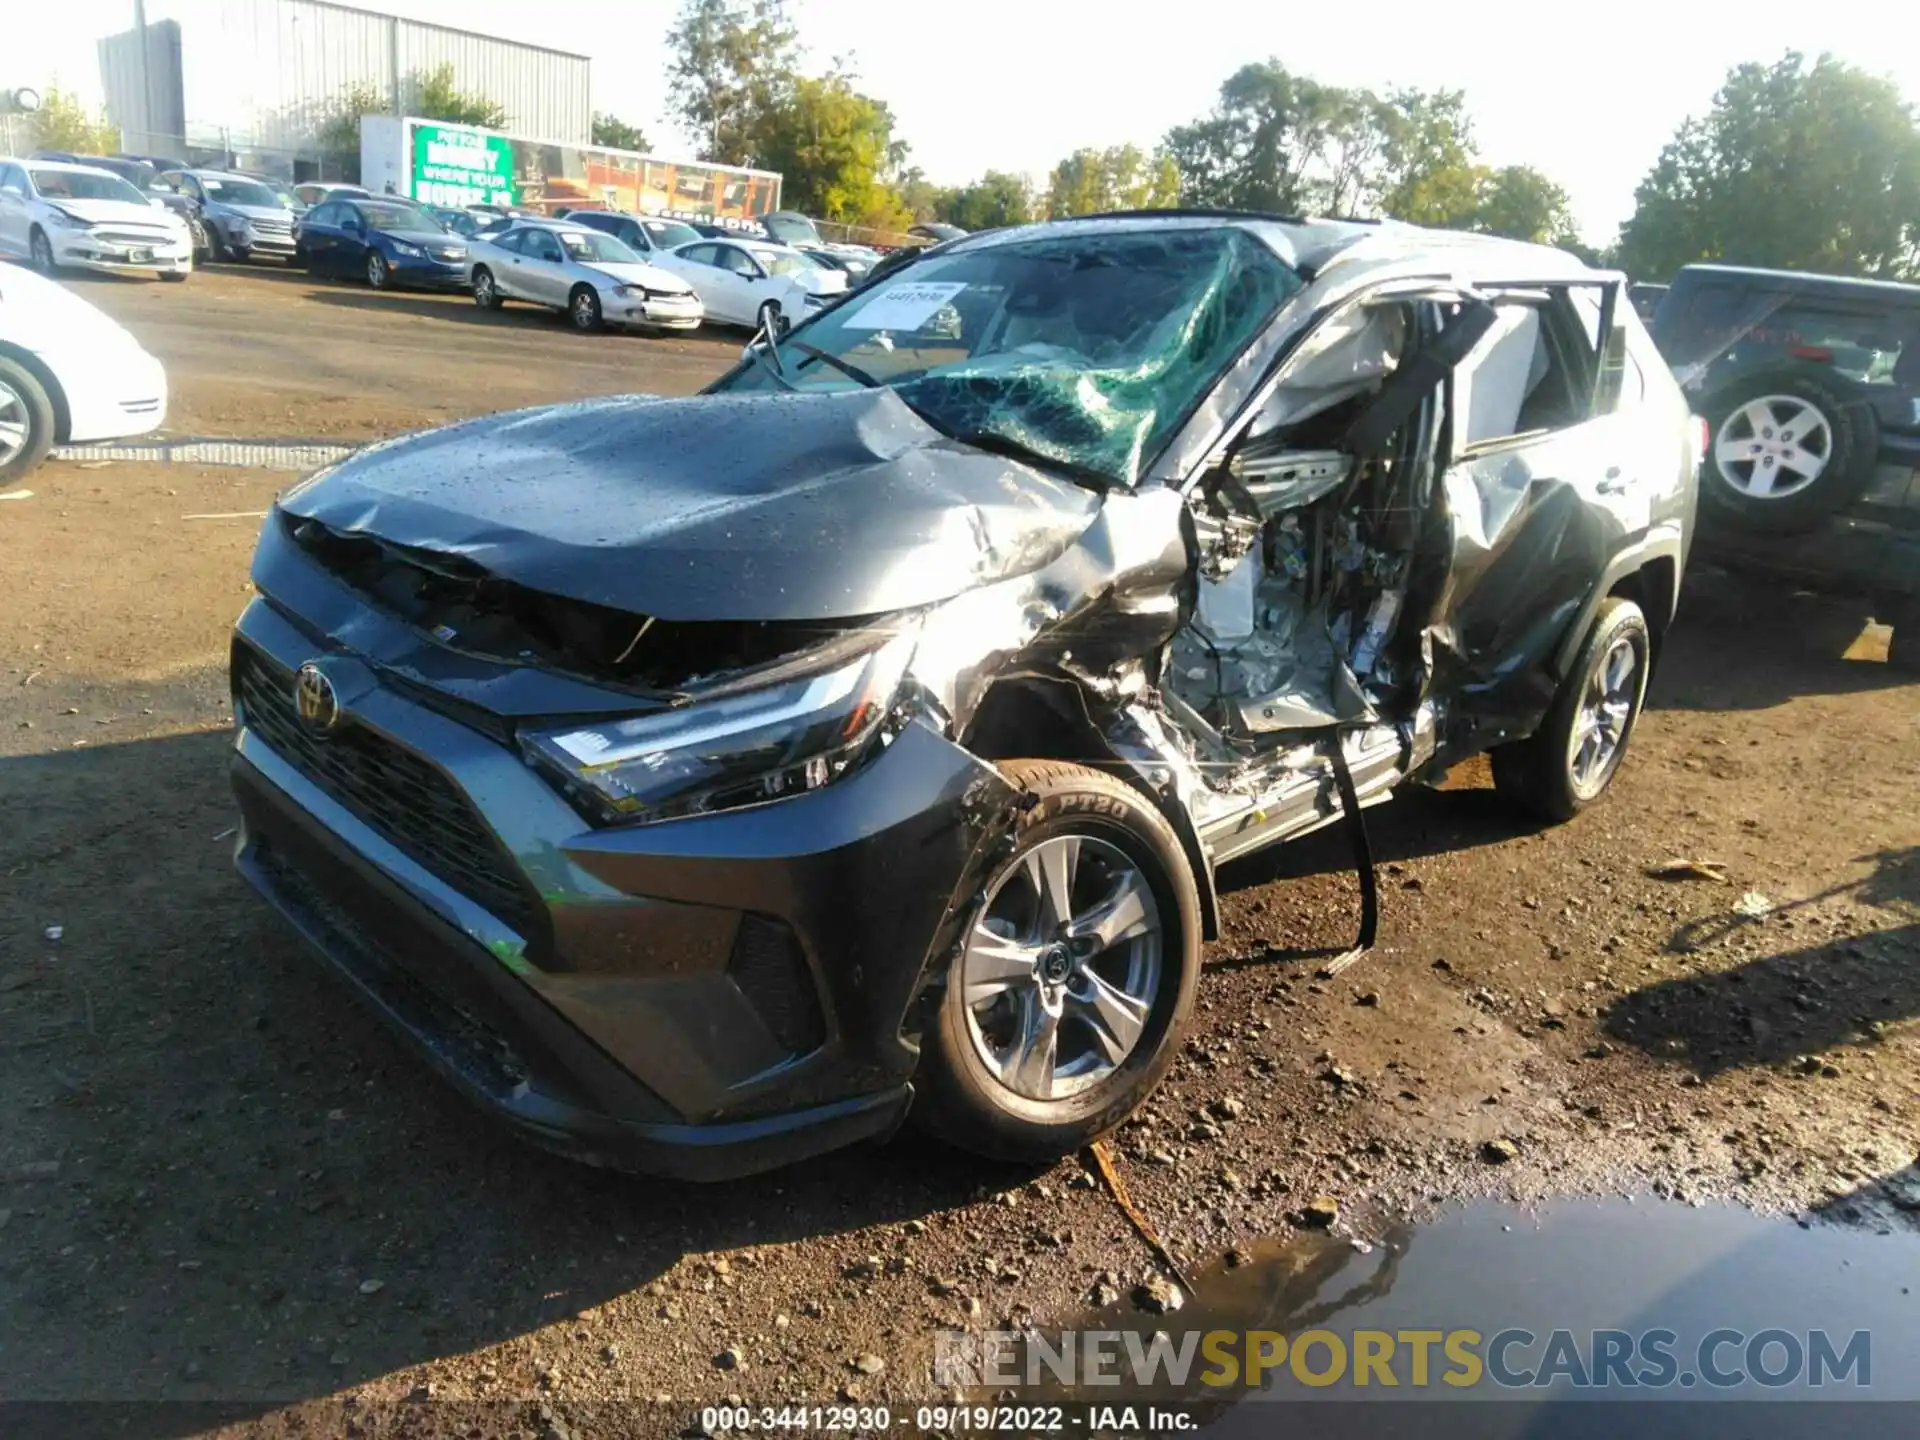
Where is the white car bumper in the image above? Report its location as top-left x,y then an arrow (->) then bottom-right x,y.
612,292 -> 705,331
43,342 -> 169,443
50,226 -> 193,276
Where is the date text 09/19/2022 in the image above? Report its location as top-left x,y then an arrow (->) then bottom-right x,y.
698,1406 -> 1195,1432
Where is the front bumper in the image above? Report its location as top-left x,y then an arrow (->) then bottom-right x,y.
44,342 -> 168,443
228,227 -> 296,257
610,294 -> 703,330
390,255 -> 473,290
227,581 -> 1014,1177
52,229 -> 191,275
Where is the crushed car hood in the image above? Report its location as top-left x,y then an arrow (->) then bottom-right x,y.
278,388 -> 1104,622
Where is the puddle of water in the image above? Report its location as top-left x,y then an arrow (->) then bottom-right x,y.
51,437 -> 355,471
958,1197 -> 1918,1436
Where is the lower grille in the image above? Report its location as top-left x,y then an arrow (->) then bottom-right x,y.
233,642 -> 541,934
728,915 -> 826,1056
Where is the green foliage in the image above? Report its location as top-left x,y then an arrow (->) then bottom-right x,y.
665,0 -> 798,165
313,80 -> 388,183
1374,87 -> 1478,224
27,87 -> 118,155
753,71 -> 909,226
591,113 -> 651,153
940,170 -> 1035,231
1617,51 -> 1920,281
1045,145 -> 1178,217
410,63 -> 506,129
1470,164 -> 1578,245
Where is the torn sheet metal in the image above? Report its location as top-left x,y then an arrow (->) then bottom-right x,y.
276,388 -> 1101,623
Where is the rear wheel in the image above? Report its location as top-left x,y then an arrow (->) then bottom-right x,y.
569,284 -> 604,332
472,268 -> 502,310
1890,601 -> 1920,674
1492,597 -> 1651,822
0,358 -> 56,483
366,252 -> 390,289
915,760 -> 1201,1162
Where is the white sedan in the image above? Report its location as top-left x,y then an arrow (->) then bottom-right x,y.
651,238 -> 847,331
0,159 -> 193,280
466,220 -> 704,333
0,260 -> 168,481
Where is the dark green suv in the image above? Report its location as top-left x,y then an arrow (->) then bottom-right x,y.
1649,264 -> 1920,667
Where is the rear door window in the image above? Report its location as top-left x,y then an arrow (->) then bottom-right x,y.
1456,290 -> 1600,448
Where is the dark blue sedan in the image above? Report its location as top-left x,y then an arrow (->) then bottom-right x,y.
295,198 -> 470,290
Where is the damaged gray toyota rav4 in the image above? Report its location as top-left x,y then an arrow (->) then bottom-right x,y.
229,212 -> 1700,1179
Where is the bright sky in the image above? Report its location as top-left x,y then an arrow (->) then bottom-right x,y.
12,0 -> 1920,243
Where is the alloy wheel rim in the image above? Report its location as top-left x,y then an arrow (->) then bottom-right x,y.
0,380 -> 29,465
961,834 -> 1162,1102
1569,635 -> 1639,794
573,292 -> 596,327
31,233 -> 52,269
1714,396 -> 1832,499
368,255 -> 384,285
474,274 -> 492,305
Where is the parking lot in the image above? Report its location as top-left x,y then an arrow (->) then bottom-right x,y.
3,261 -> 1919,1423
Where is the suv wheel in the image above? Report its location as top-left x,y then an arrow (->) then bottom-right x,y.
1492,597 -> 1651,822
915,760 -> 1201,1161
1702,371 -> 1879,533
0,358 -> 56,483
1890,600 -> 1920,675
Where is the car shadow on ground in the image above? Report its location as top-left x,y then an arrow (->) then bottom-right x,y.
1647,564 -> 1910,713
1601,845 -> 1920,1078
300,286 -> 713,344
0,729 -> 1043,1414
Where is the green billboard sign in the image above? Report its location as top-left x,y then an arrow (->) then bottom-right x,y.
411,124 -> 515,208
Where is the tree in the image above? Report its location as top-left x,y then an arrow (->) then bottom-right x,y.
1617,52 -> 1920,281
1045,145 -> 1178,217
1165,62 -> 1335,213
1373,87 -> 1480,225
27,86 -> 118,155
591,112 -> 651,153
665,0 -> 798,166
312,80 -> 388,183
1470,164 -> 1578,245
409,63 -> 506,129
752,71 -> 908,226
941,170 -> 1035,230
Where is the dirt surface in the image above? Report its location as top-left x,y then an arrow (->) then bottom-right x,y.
2,266 -> 1918,1434
59,260 -> 742,440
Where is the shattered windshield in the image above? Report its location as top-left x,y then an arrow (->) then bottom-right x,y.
711,227 -> 1303,485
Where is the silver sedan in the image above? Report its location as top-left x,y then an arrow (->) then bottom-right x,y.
467,220 -> 705,334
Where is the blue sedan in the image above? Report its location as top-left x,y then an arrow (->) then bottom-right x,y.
295,198 -> 470,290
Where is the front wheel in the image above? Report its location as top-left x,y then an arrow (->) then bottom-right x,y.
28,227 -> 58,274
0,356 -> 57,483
569,284 -> 605,332
914,759 -> 1201,1162
160,271 -> 188,283
366,252 -> 390,289
472,268 -> 503,310
756,299 -> 787,337
1492,596 -> 1651,821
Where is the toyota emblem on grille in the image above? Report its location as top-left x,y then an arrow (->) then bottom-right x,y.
294,662 -> 343,736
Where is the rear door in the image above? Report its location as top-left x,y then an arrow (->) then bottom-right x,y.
1431,282 -> 1631,723
0,164 -> 28,255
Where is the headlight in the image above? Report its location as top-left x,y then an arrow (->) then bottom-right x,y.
521,628 -> 916,825
391,240 -> 424,257
45,209 -> 88,230
609,284 -> 635,297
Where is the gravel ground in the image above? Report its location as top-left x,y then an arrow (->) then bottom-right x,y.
1,263 -> 1916,1437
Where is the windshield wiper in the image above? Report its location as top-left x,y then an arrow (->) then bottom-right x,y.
939,425 -> 1116,491
785,340 -> 882,388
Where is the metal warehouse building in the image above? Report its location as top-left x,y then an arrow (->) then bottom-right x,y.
97,0 -> 589,176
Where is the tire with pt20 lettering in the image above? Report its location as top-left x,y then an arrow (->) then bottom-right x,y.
914,759 -> 1201,1161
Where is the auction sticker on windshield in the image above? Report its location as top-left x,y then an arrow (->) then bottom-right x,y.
844,281 -> 968,330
